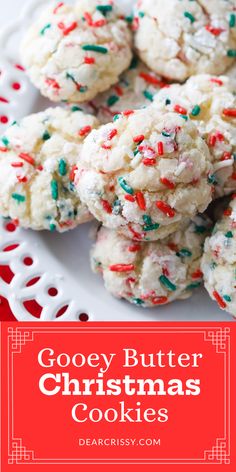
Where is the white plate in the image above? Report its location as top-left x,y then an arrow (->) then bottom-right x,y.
0,0 -> 234,322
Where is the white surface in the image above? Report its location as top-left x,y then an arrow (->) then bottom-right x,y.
0,0 -> 234,321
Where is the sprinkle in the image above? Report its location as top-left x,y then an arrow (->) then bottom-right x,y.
113,114 -> 121,122
156,201 -> 175,218
208,173 -> 218,185
79,125 -> 92,136
58,159 -> 67,176
223,108 -> 236,117
139,72 -> 162,86
128,224 -> 143,240
177,248 -> 192,257
133,134 -> 145,143
159,275 -> 177,291
143,223 -> 159,232
210,78 -> 223,86
165,98 -> 171,105
143,90 -> 154,101
191,105 -> 201,116
221,152 -> 231,161
42,130 -> 51,141
11,162 -> 23,168
82,44 -> 108,54
123,109 -> 134,116
114,85 -> 123,96
118,177 -> 134,195
227,49 -> 236,57
58,21 -> 77,35
143,215 -> 152,225
69,165 -> 78,182
109,264 -> 135,272
174,104 -> 187,115
142,158 -> 156,166
129,56 -> 139,69
184,11 -> 195,23
53,2 -> 64,14
12,193 -> 25,203
191,269 -> 203,279
152,296 -> 168,305
133,298 -> 144,305
19,152 -> 35,166
17,175 -> 27,183
225,231 -> 233,238
51,180 -> 58,200
186,282 -> 201,290
84,56 -> 95,64
135,191 -> 146,210
107,95 -> 119,107
128,244 -> 141,252
1,136 -> 9,146
71,105 -> 82,112
66,73 -> 87,92
126,15 -> 134,24
162,131 -> 171,137
40,23 -> 51,35
0,147 -> 8,153
205,25 -> 224,35
160,177 -> 175,189
223,208 -> 232,216
223,295 -> 231,302
229,14 -> 236,28
50,223 -> 56,232
107,129 -> 118,140
157,142 -> 164,156
125,194 -> 135,202
45,78 -> 60,90
96,5 -> 113,14
212,290 -> 227,309
101,199 -> 112,214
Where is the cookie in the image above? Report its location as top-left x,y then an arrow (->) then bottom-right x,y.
154,74 -> 236,197
91,215 -> 211,307
201,196 -> 236,317
134,0 -> 236,82
91,57 -> 168,123
0,107 -> 99,231
21,0 -> 132,102
75,107 -> 213,241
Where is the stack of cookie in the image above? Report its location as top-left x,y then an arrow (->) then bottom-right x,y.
0,0 -> 236,316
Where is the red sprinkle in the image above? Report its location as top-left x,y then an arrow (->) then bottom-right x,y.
101,144 -> 112,150
223,108 -> 236,118
11,162 -> 23,168
220,152 -> 232,161
69,165 -> 78,182
125,194 -> 135,202
174,104 -> 187,115
128,244 -> 141,252
191,269 -> 203,279
53,2 -> 64,14
17,175 -> 27,183
45,78 -> 60,89
212,290 -> 227,309
93,19 -> 106,27
0,147 -> 8,153
0,96 -> 9,104
231,172 -> 236,180
12,82 -> 21,91
139,72 -> 162,86
156,201 -> 175,218
128,224 -> 143,240
109,264 -> 135,272
84,56 -> 95,64
205,25 -> 224,36
132,17 -> 139,31
208,134 -> 217,147
84,12 -> 93,25
157,141 -> 164,156
123,109 -> 134,116
152,296 -> 168,305
15,64 -> 25,71
19,152 -> 35,166
223,208 -> 232,216
210,78 -> 223,86
133,134 -> 145,143
79,125 -> 92,136
0,116 -> 8,124
101,199 -> 112,214
107,129 -> 118,140
114,85 -> 124,96
142,158 -> 156,166
135,191 -> 146,211
160,177 -> 175,189
62,21 -> 77,35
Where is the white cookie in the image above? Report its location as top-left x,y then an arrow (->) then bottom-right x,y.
91,57 -> 168,123
0,107 -> 99,231
75,107 -> 213,241
91,215 -> 211,307
201,196 -> 236,317
21,0 -> 132,102
134,0 -> 236,82
154,74 -> 236,198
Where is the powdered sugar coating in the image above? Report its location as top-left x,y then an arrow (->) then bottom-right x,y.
201,197 -> 236,317
21,0 -> 132,102
0,107 -> 99,232
154,74 -> 236,197
91,215 -> 211,308
134,0 -> 236,82
76,107 -> 213,241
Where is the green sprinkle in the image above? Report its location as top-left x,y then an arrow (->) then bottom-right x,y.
113,114 -> 121,122
133,298 -> 144,305
50,223 -> 56,232
195,225 -> 207,234
229,14 -> 236,28
177,248 -> 192,257
227,49 -> 236,57
159,275 -> 177,291
59,159 -> 67,176
191,105 -> 201,116
208,173 -> 218,185
42,130 -> 51,141
107,95 -> 119,107
210,261 -> 217,270
138,11 -> 145,18
133,148 -> 139,156
223,294 -> 231,302
96,4 -> 113,14
129,56 -> 139,69
184,11 -> 195,23
12,193 -> 25,203
186,282 -> 201,290
71,105 -> 82,112
82,44 -> 108,54
66,73 -> 88,92
126,15 -> 134,23
40,23 -> 51,35
181,115 -> 188,121
165,98 -> 171,105
144,223 -> 160,232
162,131 -> 171,137
143,215 -> 152,225
51,180 -> 58,200
118,177 -> 134,195
143,90 -> 154,101
2,136 -> 9,146
225,231 -> 233,238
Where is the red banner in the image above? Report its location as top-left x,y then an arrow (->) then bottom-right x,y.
1,322 -> 236,471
